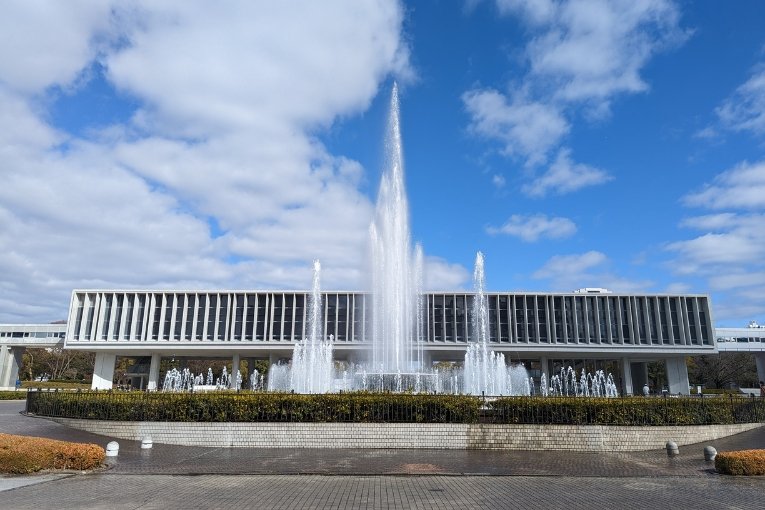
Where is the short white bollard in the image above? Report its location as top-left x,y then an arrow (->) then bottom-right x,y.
105,441 -> 120,457
666,441 -> 679,456
703,446 -> 717,462
141,437 -> 153,449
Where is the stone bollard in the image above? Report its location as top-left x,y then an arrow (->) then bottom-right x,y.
105,441 -> 120,457
703,446 -> 717,462
666,441 -> 679,456
141,437 -> 153,449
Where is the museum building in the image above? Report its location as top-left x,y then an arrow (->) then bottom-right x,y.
36,288 -> 712,395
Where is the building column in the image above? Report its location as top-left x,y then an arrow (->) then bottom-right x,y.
754,352 -> 765,385
539,356 -> 550,381
621,357 -> 633,396
91,352 -> 117,390
231,353 -> 240,389
631,362 -> 649,394
1,346 -> 24,389
269,352 -> 281,366
665,357 -> 690,395
147,353 -> 161,391
0,346 -> 9,388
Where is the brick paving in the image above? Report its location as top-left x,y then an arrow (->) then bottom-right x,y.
2,400 -> 764,509
2,474 -> 764,509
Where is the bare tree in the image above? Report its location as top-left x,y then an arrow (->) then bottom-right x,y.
688,353 -> 758,389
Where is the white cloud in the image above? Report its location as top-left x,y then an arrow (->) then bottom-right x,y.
495,0 -> 556,25
464,0 -> 684,190
664,282 -> 691,294
708,272 -> 765,292
0,1 -> 114,93
667,158 -> 765,322
463,89 -> 569,166
423,256 -> 470,291
533,250 -> 607,279
522,148 -> 611,197
532,250 -> 652,292
487,213 -> 576,242
525,0 -> 685,106
667,211 -> 765,276
0,1 -> 412,322
715,65 -> 765,136
679,213 -> 738,231
683,161 -> 765,210
492,174 -> 506,188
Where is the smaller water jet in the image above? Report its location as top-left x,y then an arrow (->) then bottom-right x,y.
463,252 -> 531,396
268,260 -> 335,393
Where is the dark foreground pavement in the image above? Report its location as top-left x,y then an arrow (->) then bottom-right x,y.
2,400 -> 764,509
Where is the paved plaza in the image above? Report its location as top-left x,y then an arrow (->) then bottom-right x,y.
1,400 -> 764,509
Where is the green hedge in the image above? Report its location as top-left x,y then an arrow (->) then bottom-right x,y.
26,391 -> 479,423
487,396 -> 765,425
0,390 -> 27,400
25,391 -> 765,425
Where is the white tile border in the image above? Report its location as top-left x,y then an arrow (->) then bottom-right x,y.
47,418 -> 763,451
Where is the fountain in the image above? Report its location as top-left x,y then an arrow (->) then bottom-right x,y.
356,82 -> 438,391
161,366 -> 240,392
257,83 -> 619,396
463,252 -> 530,396
267,260 -> 335,393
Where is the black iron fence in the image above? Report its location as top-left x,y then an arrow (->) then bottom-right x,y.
25,390 -> 765,426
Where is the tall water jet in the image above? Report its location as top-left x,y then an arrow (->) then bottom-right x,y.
369,83 -> 422,373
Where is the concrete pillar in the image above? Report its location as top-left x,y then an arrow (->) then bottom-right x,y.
665,357 -> 690,395
621,358 -> 633,396
147,353 -> 161,391
754,352 -> 765,386
539,356 -> 549,381
231,353 -> 240,389
1,347 -> 24,389
631,362 -> 648,394
91,352 -> 117,390
0,346 -> 9,388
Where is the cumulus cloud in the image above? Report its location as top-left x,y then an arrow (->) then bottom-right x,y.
464,0 -> 685,192
667,159 -> 765,321
522,148 -> 611,197
463,89 -> 569,166
683,161 -> 765,210
532,250 -> 652,292
487,213 -> 576,242
533,250 -> 607,279
715,65 -> 765,136
0,1 -> 426,322
423,256 -> 470,291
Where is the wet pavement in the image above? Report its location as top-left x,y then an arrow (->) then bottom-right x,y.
2,400 -> 764,509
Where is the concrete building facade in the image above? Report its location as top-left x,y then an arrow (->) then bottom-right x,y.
54,289 -> 716,395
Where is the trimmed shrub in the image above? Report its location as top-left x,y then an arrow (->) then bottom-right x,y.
25,391 -> 765,426
0,433 -> 105,474
486,395 -> 765,426
715,450 -> 765,475
0,390 -> 27,400
26,391 -> 480,424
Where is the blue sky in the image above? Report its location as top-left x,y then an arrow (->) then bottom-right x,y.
1,1 -> 765,326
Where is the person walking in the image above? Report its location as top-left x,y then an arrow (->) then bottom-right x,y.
760,380 -> 765,397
